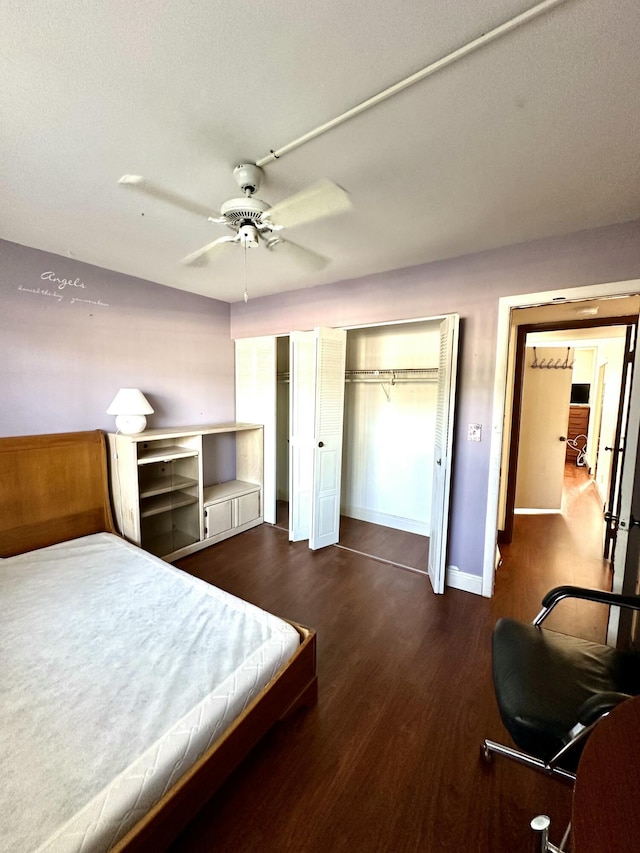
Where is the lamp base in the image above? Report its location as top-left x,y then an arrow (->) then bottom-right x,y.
115,414 -> 148,435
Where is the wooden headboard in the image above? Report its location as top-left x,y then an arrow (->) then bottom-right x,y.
0,430 -> 116,557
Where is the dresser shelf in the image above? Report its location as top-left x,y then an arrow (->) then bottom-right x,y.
108,423 -> 263,560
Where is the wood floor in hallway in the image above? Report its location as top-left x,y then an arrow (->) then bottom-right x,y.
168,466 -> 611,852
497,463 -> 612,642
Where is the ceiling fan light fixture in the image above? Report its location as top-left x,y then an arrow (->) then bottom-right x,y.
120,163 -> 350,275
238,223 -> 260,248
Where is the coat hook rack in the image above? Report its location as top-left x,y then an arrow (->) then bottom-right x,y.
530,347 -> 574,370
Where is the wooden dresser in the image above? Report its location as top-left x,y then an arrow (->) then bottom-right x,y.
566,404 -> 589,463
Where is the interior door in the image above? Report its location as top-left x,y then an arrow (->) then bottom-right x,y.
515,346 -> 573,510
289,331 -> 316,541
428,315 -> 459,594
592,363 -> 606,488
289,327 -> 347,548
607,325 -> 640,646
604,326 -> 635,559
309,327 -> 347,550
235,336 -> 277,524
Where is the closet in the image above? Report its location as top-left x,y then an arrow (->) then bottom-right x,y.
235,315 -> 458,593
341,322 -> 440,536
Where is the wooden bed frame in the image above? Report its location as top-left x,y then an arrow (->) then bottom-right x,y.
0,430 -> 317,851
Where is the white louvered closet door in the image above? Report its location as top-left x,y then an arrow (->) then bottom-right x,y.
289,331 -> 317,541
235,336 -> 277,523
428,315 -> 459,593
309,327 -> 347,550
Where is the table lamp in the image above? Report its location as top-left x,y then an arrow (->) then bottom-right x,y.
107,388 -> 154,434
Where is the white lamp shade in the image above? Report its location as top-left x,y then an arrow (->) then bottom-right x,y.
107,388 -> 154,435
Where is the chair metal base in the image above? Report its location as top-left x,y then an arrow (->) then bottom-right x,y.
481,738 -> 576,784
531,815 -> 571,852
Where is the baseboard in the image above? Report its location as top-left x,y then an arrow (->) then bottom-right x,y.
446,565 -> 483,595
341,505 -> 429,536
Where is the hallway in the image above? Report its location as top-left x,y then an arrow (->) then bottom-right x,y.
495,463 -> 613,641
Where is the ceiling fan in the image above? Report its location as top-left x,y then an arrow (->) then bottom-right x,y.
119,163 -> 352,273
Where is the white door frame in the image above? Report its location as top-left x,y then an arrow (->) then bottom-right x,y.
483,278 -> 640,598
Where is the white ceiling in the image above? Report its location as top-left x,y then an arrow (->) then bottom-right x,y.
2,0 -> 639,303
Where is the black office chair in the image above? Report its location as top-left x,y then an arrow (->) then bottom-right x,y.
482,585 -> 640,783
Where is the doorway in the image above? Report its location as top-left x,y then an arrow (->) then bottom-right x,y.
493,296 -> 640,626
496,461 -> 613,642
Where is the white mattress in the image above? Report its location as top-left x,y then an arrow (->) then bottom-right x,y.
0,533 -> 299,852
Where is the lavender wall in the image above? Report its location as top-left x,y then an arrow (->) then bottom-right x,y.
0,240 -> 234,437
230,219 -> 640,580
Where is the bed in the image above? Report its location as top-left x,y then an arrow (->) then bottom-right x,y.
0,430 -> 317,852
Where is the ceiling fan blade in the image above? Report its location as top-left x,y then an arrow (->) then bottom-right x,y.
181,235 -> 237,266
262,179 -> 351,230
118,175 -> 221,220
266,237 -> 329,271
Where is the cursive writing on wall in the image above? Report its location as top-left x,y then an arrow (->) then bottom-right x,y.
16,271 -> 110,308
41,271 -> 86,290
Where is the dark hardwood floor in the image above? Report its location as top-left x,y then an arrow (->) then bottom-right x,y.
276,500 -> 429,573
337,517 -> 428,572
170,529 -> 568,852
496,463 -> 612,643
169,465 -> 609,852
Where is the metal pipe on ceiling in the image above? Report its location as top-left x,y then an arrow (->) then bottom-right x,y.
256,0 -> 571,169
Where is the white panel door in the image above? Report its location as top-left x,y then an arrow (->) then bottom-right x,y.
309,327 -> 347,550
289,331 -> 316,541
515,346 -> 574,510
235,336 -> 277,523
607,329 -> 640,645
428,315 -> 459,594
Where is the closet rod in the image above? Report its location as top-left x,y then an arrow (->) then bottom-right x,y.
345,376 -> 438,385
277,367 -> 439,382
345,368 -> 438,376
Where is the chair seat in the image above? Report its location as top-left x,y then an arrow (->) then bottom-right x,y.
492,618 -> 640,764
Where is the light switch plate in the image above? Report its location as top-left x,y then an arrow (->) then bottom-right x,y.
468,423 -> 482,442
